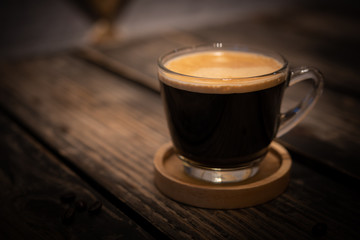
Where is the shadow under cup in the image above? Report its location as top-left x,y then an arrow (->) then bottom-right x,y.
158,44 -> 318,183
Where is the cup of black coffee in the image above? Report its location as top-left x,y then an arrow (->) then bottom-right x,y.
158,43 -> 323,183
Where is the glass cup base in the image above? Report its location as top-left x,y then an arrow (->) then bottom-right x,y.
182,158 -> 262,184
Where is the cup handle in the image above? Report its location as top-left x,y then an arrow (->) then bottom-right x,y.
276,67 -> 324,137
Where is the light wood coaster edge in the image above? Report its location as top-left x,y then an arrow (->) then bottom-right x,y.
154,142 -> 292,209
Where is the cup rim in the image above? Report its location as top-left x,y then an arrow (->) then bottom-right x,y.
158,43 -> 288,80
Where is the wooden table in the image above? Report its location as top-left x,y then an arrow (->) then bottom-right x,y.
1,4 -> 359,239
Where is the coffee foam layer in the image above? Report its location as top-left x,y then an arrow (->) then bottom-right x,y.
160,51 -> 286,93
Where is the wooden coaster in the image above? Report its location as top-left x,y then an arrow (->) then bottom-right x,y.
154,142 -> 291,209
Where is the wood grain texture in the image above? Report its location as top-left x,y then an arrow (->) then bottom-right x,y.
0,55 -> 359,239
0,113 -> 153,240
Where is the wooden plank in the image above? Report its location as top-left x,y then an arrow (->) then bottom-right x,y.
0,55 -> 359,239
0,113 -> 154,239
77,30 -> 360,180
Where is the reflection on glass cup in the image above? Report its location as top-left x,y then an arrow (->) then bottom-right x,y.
158,43 -> 323,183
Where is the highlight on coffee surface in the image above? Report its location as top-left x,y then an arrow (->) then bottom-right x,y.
159,47 -> 287,93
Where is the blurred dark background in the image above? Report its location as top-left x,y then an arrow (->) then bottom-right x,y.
1,0 -> 358,59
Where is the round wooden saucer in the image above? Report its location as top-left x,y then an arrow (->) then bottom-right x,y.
154,141 -> 291,209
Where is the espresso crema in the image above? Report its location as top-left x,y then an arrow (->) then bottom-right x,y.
160,51 -> 285,93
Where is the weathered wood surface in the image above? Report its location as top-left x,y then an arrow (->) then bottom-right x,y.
0,55 -> 359,239
0,113 -> 153,239
77,5 -> 360,181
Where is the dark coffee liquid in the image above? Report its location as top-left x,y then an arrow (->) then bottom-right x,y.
159,50 -> 286,168
161,81 -> 286,168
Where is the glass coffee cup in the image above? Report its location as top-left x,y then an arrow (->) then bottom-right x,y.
158,43 -> 323,183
